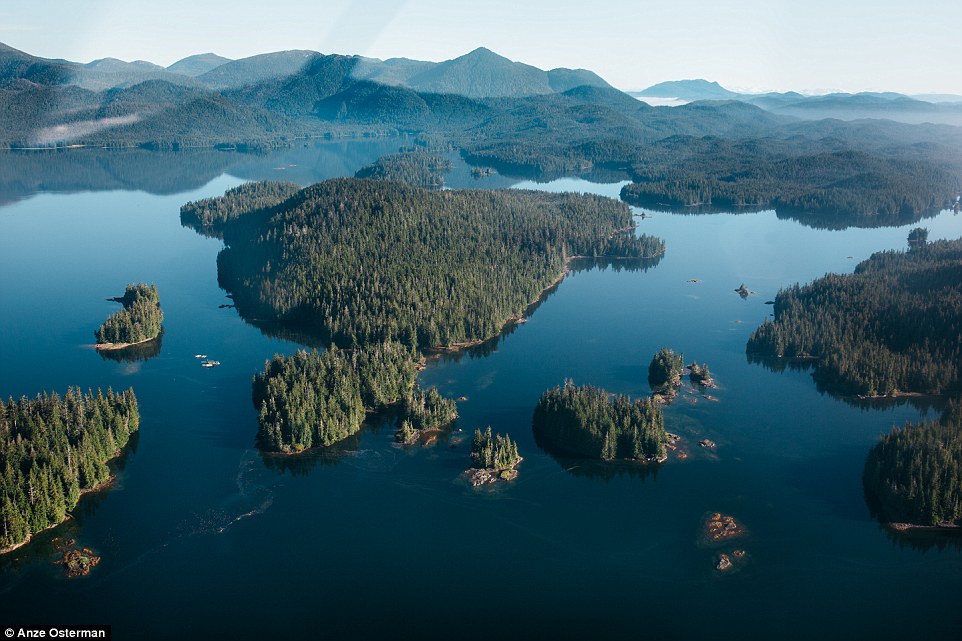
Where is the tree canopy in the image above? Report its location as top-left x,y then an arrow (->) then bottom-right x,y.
1,388 -> 139,550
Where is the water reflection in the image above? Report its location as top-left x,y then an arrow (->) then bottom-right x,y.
0,139 -> 406,208
623,197 -> 947,231
97,332 -> 163,363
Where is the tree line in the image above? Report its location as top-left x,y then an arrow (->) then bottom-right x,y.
354,149 -> 452,189
863,413 -> 962,526
0,388 -> 139,550
747,236 -> 962,397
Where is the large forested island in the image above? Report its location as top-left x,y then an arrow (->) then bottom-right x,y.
184,177 -> 663,350
747,236 -> 962,398
532,382 -> 667,462
95,283 -> 164,349
0,388 -> 139,551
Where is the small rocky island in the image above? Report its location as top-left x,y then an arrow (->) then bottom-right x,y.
464,427 -> 522,486
54,539 -> 101,578
704,513 -> 746,543
688,362 -> 716,388
649,349 -> 717,401
95,283 -> 164,350
735,283 -> 751,299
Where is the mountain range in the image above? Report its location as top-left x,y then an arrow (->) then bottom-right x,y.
632,78 -> 962,126
1,39 -> 961,223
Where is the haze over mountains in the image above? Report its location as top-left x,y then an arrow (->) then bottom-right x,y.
633,78 -> 962,126
1,38 -> 961,224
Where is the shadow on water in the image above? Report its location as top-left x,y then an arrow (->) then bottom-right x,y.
97,332 -> 163,364
257,411 -> 403,477
745,350 -> 943,414
531,421 -> 661,483
0,139 -> 408,209
876,522 -> 962,553
624,197 -> 943,231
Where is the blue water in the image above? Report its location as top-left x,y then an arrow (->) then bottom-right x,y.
1,148 -> 960,640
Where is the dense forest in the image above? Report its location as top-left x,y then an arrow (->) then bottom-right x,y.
648,348 -> 685,392
252,344 -> 417,452
0,388 -> 139,550
863,416 -> 962,526
354,149 -> 452,188
532,382 -> 667,462
192,178 -> 664,350
180,180 -> 300,235
747,237 -> 962,397
620,144 -> 956,221
94,283 -> 164,346
471,427 -> 521,471
397,388 -> 458,444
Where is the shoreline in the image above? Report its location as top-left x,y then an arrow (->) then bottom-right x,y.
0,475 -> 116,556
93,335 -> 159,351
886,522 -> 962,532
424,250 -> 664,360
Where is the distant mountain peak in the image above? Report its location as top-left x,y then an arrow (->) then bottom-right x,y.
635,79 -> 739,100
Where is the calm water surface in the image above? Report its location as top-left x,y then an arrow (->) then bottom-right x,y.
1,145 -> 961,640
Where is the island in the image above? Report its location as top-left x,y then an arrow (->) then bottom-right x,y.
184,178 -> 665,452
0,388 -> 140,553
95,283 -> 164,350
532,381 -> 667,462
354,148 -> 452,189
648,348 -> 684,399
54,539 -> 102,578
688,362 -> 716,388
396,387 -> 459,445
465,427 -> 522,486
252,343 -> 417,453
703,513 -> 746,543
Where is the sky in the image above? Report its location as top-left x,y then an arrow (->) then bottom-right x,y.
2,0 -> 960,95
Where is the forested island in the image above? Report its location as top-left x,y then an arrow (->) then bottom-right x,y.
747,235 -> 962,397
185,178 -> 664,350
863,414 -> 962,528
532,382 -> 667,462
95,283 -> 164,349
648,348 -> 685,397
252,344 -> 417,452
397,388 -> 458,445
354,149 -> 452,188
0,388 -> 140,552
466,427 -> 522,485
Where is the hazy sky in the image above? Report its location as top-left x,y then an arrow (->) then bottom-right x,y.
2,0 -> 959,94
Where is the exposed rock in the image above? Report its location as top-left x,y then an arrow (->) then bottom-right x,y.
716,554 -> 733,571
700,438 -> 716,449
56,545 -> 101,578
704,513 -> 745,543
